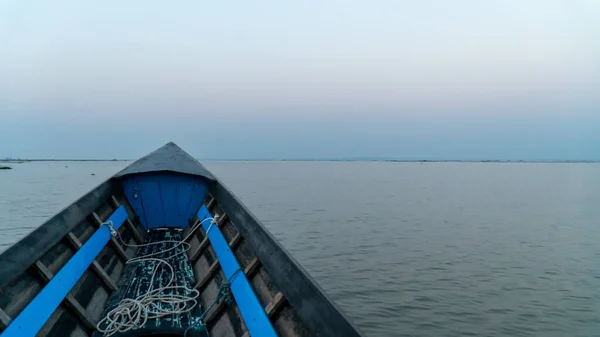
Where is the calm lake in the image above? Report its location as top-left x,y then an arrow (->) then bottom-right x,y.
2,161 -> 600,337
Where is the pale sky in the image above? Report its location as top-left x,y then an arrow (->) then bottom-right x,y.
1,1 -> 599,160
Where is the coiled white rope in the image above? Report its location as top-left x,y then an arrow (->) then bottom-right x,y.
96,216 -> 218,336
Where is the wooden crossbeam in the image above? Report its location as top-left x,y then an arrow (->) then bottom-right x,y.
0,307 -> 12,329
64,296 -> 97,331
190,237 -> 210,262
32,261 -> 97,331
204,296 -> 229,327
183,219 -> 200,238
265,292 -> 286,318
216,213 -> 229,227
229,232 -> 243,251
244,257 -> 261,279
64,232 -> 118,291
189,214 -> 229,262
110,196 -> 144,243
218,292 -> 287,337
91,212 -> 129,261
2,207 -> 128,337
206,197 -> 216,210
201,257 -> 264,330
194,228 -> 247,289
240,292 -> 287,337
194,261 -> 221,290
195,204 -> 278,336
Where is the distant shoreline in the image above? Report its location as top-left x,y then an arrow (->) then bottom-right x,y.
0,159 -> 128,163
1,159 -> 600,164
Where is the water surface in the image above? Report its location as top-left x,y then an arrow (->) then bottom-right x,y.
2,161 -> 600,337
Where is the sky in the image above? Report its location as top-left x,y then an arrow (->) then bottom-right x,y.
1,0 -> 599,160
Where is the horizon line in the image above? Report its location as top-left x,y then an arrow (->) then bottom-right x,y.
2,158 -> 600,164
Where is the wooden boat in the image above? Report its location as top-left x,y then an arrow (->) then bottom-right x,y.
0,143 -> 364,337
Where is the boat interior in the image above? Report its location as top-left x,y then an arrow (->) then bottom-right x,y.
0,143 -> 363,337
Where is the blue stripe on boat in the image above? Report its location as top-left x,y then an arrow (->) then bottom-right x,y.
197,205 -> 278,337
1,206 -> 129,337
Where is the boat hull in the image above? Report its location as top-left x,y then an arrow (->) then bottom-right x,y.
0,143 -> 364,337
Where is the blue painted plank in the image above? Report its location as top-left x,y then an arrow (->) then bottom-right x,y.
121,172 -> 208,230
178,181 -> 195,223
138,180 -> 164,229
197,205 -> 278,337
122,179 -> 148,226
159,180 -> 178,226
1,206 -> 129,337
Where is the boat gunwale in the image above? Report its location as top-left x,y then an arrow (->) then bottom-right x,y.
0,142 -> 365,337
208,180 -> 366,337
0,179 -> 116,290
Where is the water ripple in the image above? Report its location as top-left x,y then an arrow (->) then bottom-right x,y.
4,161 -> 600,337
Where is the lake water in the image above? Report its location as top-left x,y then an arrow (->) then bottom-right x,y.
2,161 -> 600,337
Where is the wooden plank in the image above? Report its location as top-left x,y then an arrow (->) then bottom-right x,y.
0,307 -> 12,329
110,195 -> 144,243
239,291 -> 286,335
194,228 -> 246,289
91,261 -> 118,291
244,257 -> 261,279
65,232 -> 118,292
197,206 -> 277,337
190,237 -> 210,262
204,292 -> 286,330
216,213 -> 229,226
64,232 -> 82,248
185,214 -> 228,240
110,195 -> 120,208
230,286 -> 288,337
1,207 -> 128,337
32,261 -> 97,331
91,212 -> 129,261
206,260 -> 271,335
265,292 -> 287,318
33,260 -> 54,282
124,218 -> 144,243
183,219 -> 200,238
0,180 -> 114,290
209,182 -> 366,337
204,297 -> 229,327
229,257 -> 264,337
64,295 -> 97,331
189,214 -> 229,261
194,260 -> 221,290
206,196 -> 216,210
229,232 -> 243,251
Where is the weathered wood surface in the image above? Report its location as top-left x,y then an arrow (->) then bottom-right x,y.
208,182 -> 365,337
0,143 -> 364,337
0,190 -> 137,337
65,232 -> 118,292
32,260 -> 97,329
91,212 -> 130,262
187,198 -> 313,337
0,180 -> 114,290
110,196 -> 144,244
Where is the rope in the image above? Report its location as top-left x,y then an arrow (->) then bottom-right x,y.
184,267 -> 243,337
101,220 -> 117,237
96,217 -> 217,337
